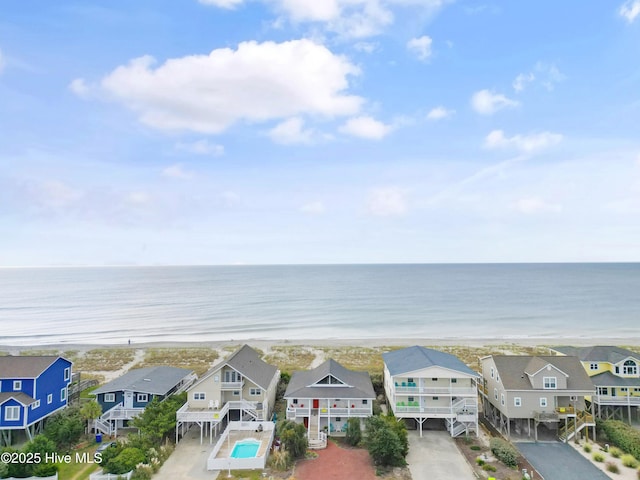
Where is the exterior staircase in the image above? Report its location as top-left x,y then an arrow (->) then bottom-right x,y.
558,411 -> 595,442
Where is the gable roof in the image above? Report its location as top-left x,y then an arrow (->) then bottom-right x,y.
551,346 -> 640,364
284,359 -> 375,400
0,392 -> 36,406
383,346 -> 479,377
524,357 -> 568,377
490,355 -> 595,392
92,366 -> 193,396
0,356 -> 71,379
191,344 -> 278,391
590,371 -> 640,388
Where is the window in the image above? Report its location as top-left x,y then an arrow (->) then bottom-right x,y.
335,417 -> 341,422
634,388 -> 640,393
540,397 -> 547,408
5,406 -> 20,421
514,397 -> 522,407
407,378 -> 414,383
362,399 -> 368,404
543,377 -> 557,389
214,375 -> 219,383
490,367 -> 494,379
64,368 -> 70,381
61,388 -> 67,402
232,390 -> 240,396
193,392 -> 205,401
432,378 -> 438,381
597,387 -> 608,395
451,378 -> 457,383
224,370 -> 241,383
620,387 -> 628,393
105,393 -> 116,403
250,388 -> 262,396
501,393 -> 505,406
32,400 -> 40,410
615,366 -> 620,374
47,394 -> 53,404
408,397 -> 415,402
496,374 -> 500,383
623,360 -> 638,375
590,363 -> 598,370
293,399 -> 298,405
137,394 -> 149,402
494,388 -> 498,400
13,380 -> 21,391
432,397 -> 439,401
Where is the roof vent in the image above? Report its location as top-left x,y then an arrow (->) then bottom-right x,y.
144,378 -> 151,381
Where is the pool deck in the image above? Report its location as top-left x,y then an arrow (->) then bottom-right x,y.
215,429 -> 272,459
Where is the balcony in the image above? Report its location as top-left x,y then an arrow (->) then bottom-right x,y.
394,403 -> 455,416
555,406 -> 576,416
395,385 -> 477,395
176,402 -> 230,423
220,381 -> 244,390
592,395 -> 640,406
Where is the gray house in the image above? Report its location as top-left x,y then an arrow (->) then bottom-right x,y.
92,366 -> 196,436
480,355 -> 596,441
383,346 -> 480,437
284,359 -> 375,448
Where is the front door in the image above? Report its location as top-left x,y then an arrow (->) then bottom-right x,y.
124,391 -> 134,408
313,399 -> 319,409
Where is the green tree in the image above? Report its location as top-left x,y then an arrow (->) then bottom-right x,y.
365,415 -> 407,467
105,447 -> 146,474
131,393 -> 186,447
80,400 -> 103,433
44,405 -> 84,451
276,420 -> 308,459
24,435 -> 58,476
345,418 -> 362,446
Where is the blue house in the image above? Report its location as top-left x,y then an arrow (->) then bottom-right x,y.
0,355 -> 73,445
92,366 -> 196,436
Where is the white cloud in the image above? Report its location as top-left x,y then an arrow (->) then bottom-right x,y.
100,39 -> 363,134
300,201 -> 326,214
175,139 -> 224,156
127,191 -> 151,205
68,78 -> 91,98
268,117 -> 315,145
535,62 -> 566,91
484,129 -> 563,153
426,106 -> 455,120
471,89 -> 519,115
367,187 -> 408,216
339,115 -> 393,140
512,72 -> 535,92
198,0 -> 244,8
162,164 -> 194,179
514,197 -> 562,214
620,0 -> 640,22
407,35 -> 432,60
353,41 -> 378,53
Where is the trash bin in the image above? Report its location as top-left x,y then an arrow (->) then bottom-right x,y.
96,433 -> 102,443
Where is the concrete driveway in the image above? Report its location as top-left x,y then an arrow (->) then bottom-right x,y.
407,431 -> 476,480
154,427 -> 219,480
516,442 -> 610,480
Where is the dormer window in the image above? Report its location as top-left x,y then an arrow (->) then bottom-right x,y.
543,377 -> 557,389
314,375 -> 345,386
623,360 -> 637,376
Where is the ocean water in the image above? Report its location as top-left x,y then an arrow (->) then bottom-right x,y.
0,264 -> 639,346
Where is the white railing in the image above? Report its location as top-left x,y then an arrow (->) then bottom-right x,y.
207,421 -> 275,471
5,475 -> 57,480
94,418 -> 112,436
175,373 -> 199,393
176,401 -> 230,422
103,406 -> 144,421
308,431 -> 327,449
395,405 -> 455,415
90,471 -> 132,480
221,381 -> 244,390
593,395 -> 640,405
287,406 -> 371,417
395,386 -> 476,395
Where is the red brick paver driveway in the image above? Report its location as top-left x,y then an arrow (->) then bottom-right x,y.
295,441 -> 378,480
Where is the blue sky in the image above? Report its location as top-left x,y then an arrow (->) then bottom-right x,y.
1,1 -> 640,265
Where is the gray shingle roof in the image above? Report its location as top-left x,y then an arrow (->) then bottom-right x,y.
382,346 -> 479,377
284,359 -> 375,400
0,392 -> 36,406
590,371 -> 640,388
192,345 -> 278,391
92,366 -> 193,396
491,356 -> 595,392
552,346 -> 640,364
0,356 -> 69,379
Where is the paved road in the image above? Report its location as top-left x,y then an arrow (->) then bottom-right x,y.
154,427 -> 219,480
407,430 -> 476,480
516,442 -> 610,480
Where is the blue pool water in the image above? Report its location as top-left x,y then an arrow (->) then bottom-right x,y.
231,440 -> 260,458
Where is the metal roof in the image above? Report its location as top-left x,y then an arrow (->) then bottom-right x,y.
382,345 -> 479,377
0,356 -> 71,379
92,366 -> 194,395
551,346 -> 640,364
490,356 -> 595,392
284,359 -> 375,400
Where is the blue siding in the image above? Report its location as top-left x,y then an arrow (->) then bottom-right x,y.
97,391 -> 124,413
133,393 -> 155,408
0,398 -> 25,428
27,357 -> 72,426
0,378 -> 34,396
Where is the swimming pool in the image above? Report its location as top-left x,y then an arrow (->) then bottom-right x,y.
231,439 -> 261,458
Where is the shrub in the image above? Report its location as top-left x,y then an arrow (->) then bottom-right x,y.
269,449 -> 291,470
105,447 -> 146,475
606,462 -> 620,473
489,437 -> 518,468
610,446 -> 623,458
593,452 -> 605,462
483,464 -> 497,472
345,418 -> 362,446
583,444 -> 592,453
622,454 -> 640,468
277,420 -> 308,459
600,420 -> 640,460
470,445 -> 481,451
476,458 -> 485,466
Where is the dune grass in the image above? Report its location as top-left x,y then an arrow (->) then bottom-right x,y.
132,348 -> 219,376
264,345 -> 316,373
73,348 -> 135,372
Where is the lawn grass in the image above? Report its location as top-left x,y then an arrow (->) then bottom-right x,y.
74,349 -> 136,372
57,443 -> 101,480
264,345 -> 316,373
132,348 -> 220,376
215,469 -> 268,480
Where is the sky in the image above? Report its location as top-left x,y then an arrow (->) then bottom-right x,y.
1,1 -> 640,266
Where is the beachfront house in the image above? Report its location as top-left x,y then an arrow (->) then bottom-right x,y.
550,346 -> 640,424
383,346 -> 479,437
176,344 -> 279,444
92,366 -> 196,436
284,359 -> 375,448
0,355 -> 73,445
479,355 -> 596,442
